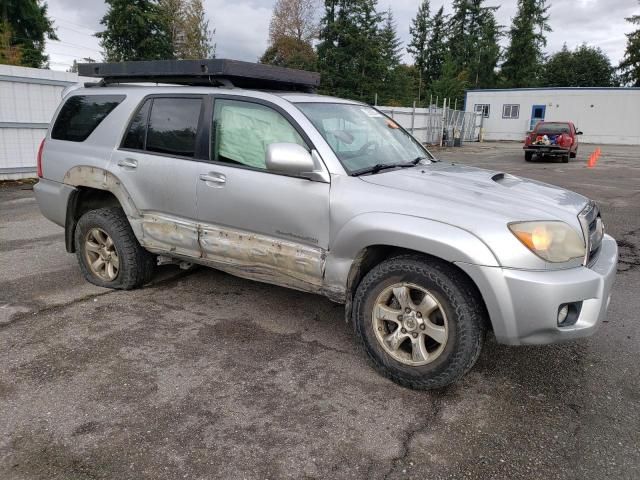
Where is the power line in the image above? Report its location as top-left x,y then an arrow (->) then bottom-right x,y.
51,15 -> 99,33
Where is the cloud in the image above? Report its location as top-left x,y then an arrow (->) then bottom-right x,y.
43,0 -> 637,71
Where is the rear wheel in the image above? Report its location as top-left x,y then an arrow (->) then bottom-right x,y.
524,151 -> 534,162
352,255 -> 486,390
570,150 -> 577,158
75,207 -> 154,289
562,153 -> 570,163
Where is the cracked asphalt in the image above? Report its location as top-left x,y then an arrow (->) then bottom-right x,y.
1,142 -> 639,479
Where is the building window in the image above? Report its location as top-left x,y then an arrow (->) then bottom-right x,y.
502,104 -> 520,119
474,104 -> 490,118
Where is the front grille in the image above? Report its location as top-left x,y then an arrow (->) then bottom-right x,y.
578,202 -> 604,267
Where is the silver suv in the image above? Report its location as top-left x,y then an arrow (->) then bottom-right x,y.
34,60 -> 618,389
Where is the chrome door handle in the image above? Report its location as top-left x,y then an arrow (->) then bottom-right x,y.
199,172 -> 226,185
117,158 -> 138,168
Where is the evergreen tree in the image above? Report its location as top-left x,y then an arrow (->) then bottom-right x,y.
429,55 -> 469,107
97,0 -> 173,62
501,0 -> 551,87
424,6 -> 446,87
472,9 -> 501,88
619,6 -> 640,87
0,0 -> 57,68
541,43 -> 616,87
407,0 -> 430,102
317,0 -> 385,102
377,8 -> 403,105
447,0 -> 470,71
446,0 -> 500,88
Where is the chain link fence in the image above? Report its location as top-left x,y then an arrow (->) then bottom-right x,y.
377,103 -> 483,147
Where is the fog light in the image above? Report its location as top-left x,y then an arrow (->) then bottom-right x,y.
558,304 -> 569,324
557,301 -> 583,327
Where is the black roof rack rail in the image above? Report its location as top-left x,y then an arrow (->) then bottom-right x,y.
77,59 -> 321,92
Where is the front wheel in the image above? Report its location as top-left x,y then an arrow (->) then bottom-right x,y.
352,256 -> 487,390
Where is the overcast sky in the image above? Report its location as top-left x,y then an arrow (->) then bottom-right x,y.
44,0 -> 638,72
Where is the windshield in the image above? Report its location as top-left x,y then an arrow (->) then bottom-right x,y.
296,103 -> 432,174
536,123 -> 571,134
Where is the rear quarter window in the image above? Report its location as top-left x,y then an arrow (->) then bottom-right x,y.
51,94 -> 125,142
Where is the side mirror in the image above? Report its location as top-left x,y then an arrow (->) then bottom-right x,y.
266,143 -> 326,181
576,130 -> 583,135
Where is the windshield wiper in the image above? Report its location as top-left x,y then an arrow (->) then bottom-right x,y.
351,158 -> 425,177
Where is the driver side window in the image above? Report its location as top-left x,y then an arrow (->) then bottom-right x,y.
211,99 -> 307,170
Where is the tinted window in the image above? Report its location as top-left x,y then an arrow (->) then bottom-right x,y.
122,99 -> 151,150
146,98 -> 202,157
52,95 -> 125,142
212,99 -> 307,170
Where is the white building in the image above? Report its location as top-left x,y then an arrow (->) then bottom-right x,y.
0,65 -> 92,180
465,87 -> 640,145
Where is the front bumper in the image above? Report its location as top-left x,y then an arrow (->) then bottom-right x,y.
457,234 -> 618,345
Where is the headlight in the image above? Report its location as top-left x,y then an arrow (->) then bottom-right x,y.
508,221 -> 585,263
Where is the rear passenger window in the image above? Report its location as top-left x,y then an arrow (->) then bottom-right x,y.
52,95 -> 125,142
146,98 -> 202,157
122,99 -> 151,150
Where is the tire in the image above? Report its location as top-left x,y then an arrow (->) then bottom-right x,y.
570,150 -> 577,159
524,151 -> 534,162
352,255 -> 487,390
74,207 -> 155,290
562,154 -> 569,163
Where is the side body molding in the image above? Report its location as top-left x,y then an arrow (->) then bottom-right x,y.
323,212 -> 501,301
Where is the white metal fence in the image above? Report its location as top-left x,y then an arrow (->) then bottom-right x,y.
377,103 -> 483,146
0,65 -> 92,180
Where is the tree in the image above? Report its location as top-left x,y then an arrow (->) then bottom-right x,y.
260,36 -> 317,70
376,8 -> 403,104
0,0 -> 57,68
447,0 -> 500,88
269,0 -> 320,44
407,0 -> 430,102
0,21 -> 23,66
159,0 -> 186,56
97,0 -> 173,62
541,44 -> 615,87
501,0 -> 551,87
180,0 -> 215,59
424,6 -> 446,88
472,8 -> 501,88
619,6 -> 640,86
317,0 -> 386,102
429,55 -> 469,108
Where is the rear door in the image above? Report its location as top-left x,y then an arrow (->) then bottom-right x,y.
111,95 -> 207,257
194,96 -> 331,292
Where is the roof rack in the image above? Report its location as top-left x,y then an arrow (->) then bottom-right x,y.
77,59 -> 321,92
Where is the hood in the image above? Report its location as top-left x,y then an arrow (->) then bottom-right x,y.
359,162 -> 589,224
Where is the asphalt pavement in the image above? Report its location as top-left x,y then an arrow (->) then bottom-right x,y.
1,142 -> 638,479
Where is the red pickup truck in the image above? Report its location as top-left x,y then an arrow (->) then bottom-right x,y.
523,121 -> 582,163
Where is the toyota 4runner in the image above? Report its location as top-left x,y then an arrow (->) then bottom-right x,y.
34,60 -> 618,389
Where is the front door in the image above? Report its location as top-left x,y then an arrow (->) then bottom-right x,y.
530,104 -> 546,131
195,96 -> 331,292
